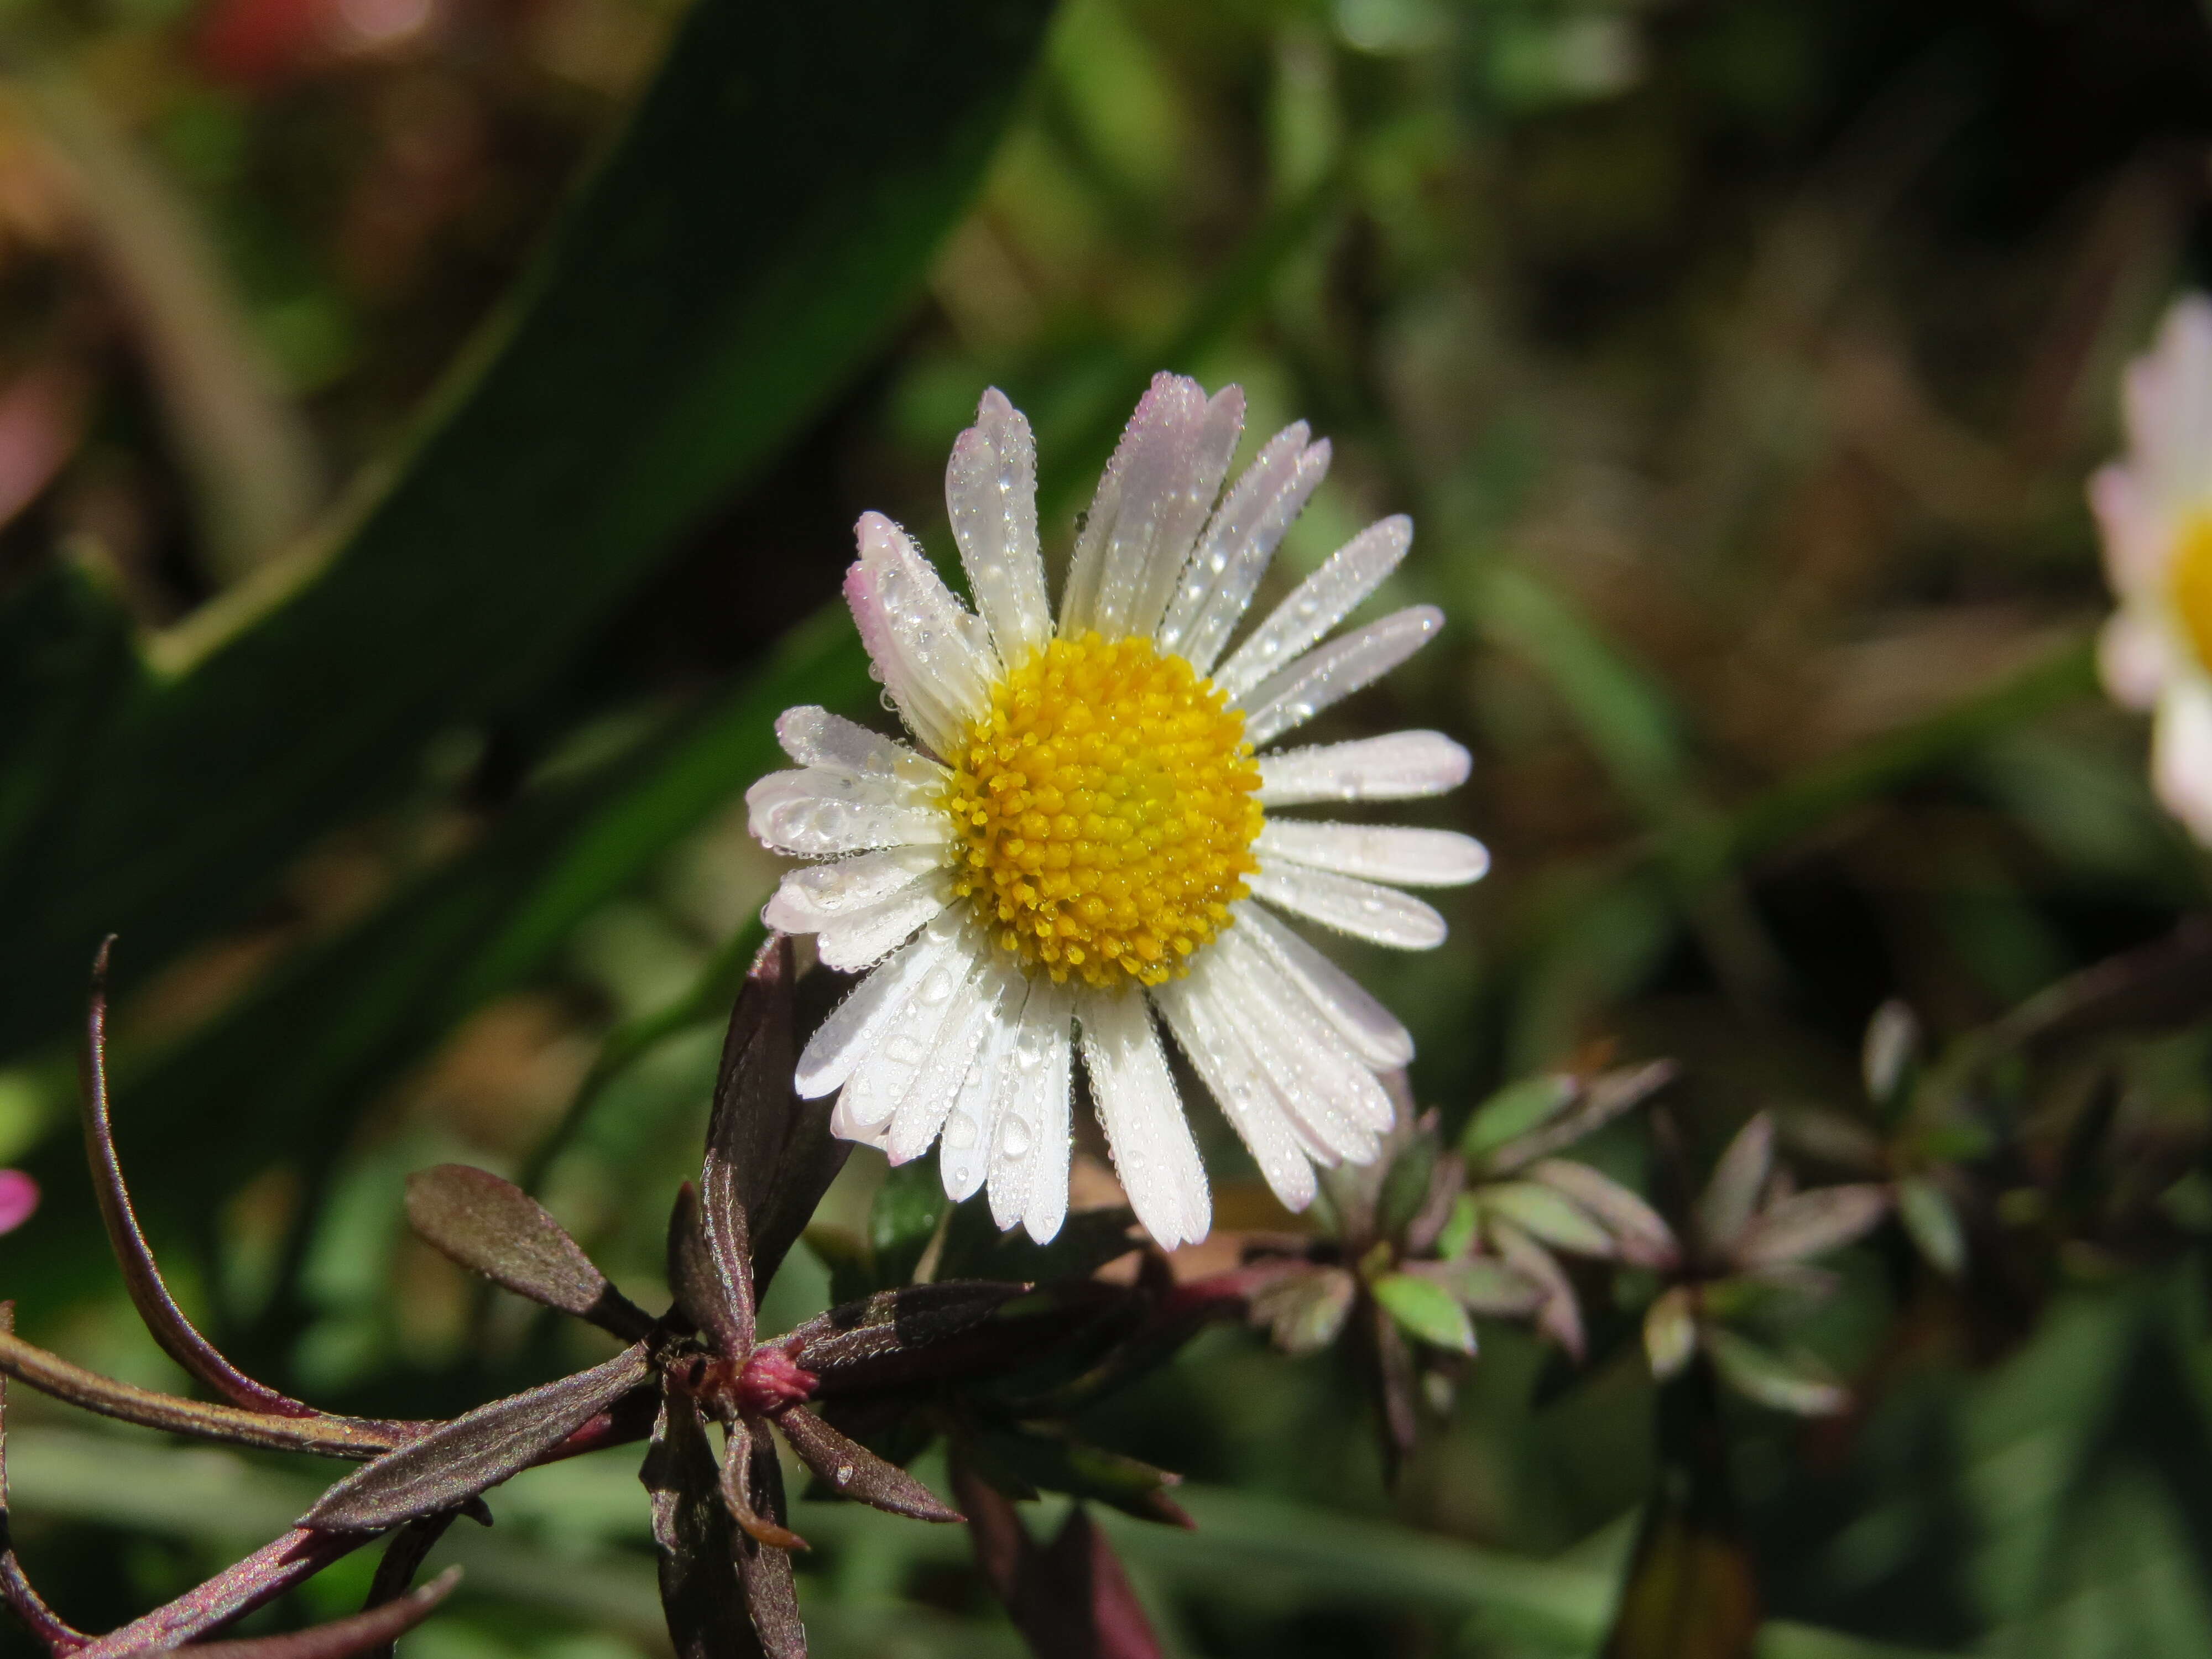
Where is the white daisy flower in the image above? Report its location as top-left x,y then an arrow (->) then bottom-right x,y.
747,376 -> 1485,1248
2094,294 -> 2212,844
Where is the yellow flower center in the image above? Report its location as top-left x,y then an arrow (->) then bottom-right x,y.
941,633 -> 1264,990
2172,511 -> 2212,673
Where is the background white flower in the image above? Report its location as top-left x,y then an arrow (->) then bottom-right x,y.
748,376 -> 1484,1249
2093,294 -> 2212,844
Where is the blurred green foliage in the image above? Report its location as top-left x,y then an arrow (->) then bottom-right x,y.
3,0 -> 2212,1653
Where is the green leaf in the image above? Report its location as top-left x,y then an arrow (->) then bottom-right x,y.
871,1159 -> 952,1289
940,1201 -> 1139,1285
1407,1257 -> 1542,1317
1896,1176 -> 1966,1278
44,617 -> 868,1269
1704,1327 -> 1848,1417
1460,1074 -> 1576,1162
1376,1124 -> 1442,1240
1434,1193 -> 1479,1259
1860,999 -> 1919,1109
1642,1286 -> 1697,1380
1477,1181 -> 1615,1258
0,0 -> 1055,1057
1371,1271 -> 1476,1355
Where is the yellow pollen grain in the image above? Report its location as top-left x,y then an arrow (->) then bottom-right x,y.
2172,512 -> 2212,674
940,632 -> 1264,991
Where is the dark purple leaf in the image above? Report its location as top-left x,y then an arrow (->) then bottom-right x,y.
640,1389 -> 761,1659
666,1183 -> 750,1358
952,1459 -> 1165,1659
1488,1061 -> 1677,1175
1730,1185 -> 1891,1270
752,1097 -> 848,1295
1248,1265 -> 1357,1355
80,941 -> 366,1424
786,1283 -> 1046,1392
0,1324 -> 408,1458
772,1404 -> 960,1522
1989,914 -> 2212,1055
0,1302 -> 84,1652
729,1417 -> 806,1659
1526,1159 -> 1679,1269
701,941 -> 784,1334
72,1530 -> 366,1659
719,1415 -> 807,1553
305,1344 -> 651,1531
152,1567 -> 461,1659
1694,1114 -> 1775,1258
1490,1220 -> 1586,1360
356,1510 -> 469,1659
406,1165 -> 654,1340
1364,1297 -> 1419,1471
710,937 -> 849,1294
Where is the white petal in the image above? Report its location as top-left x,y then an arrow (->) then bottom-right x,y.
845,511 -> 996,759
2153,680 -> 2212,845
947,389 -> 1051,666
746,768 -> 945,858
988,982 -> 1074,1235
2126,295 -> 2212,511
1154,977 -> 1317,1211
828,1091 -> 890,1150
811,886 -> 950,972
2090,465 -> 2174,599
1156,425 -> 1329,672
1214,517 -> 1411,701
1257,820 -> 1489,887
763,847 -> 942,927
2099,610 -> 2174,712
886,964 -> 1008,1164
1235,902 -> 1414,1069
1250,862 -> 1447,949
794,916 -> 964,1098
774,706 -> 930,777
1079,992 -> 1210,1249
940,976 -> 1029,1202
1240,606 -> 1445,747
1021,1004 -> 1074,1246
1207,931 -> 1387,1157
1256,730 -> 1470,805
839,949 -> 989,1134
1061,377 -> 1243,641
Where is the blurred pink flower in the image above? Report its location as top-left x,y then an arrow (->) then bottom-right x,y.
0,1170 -> 39,1237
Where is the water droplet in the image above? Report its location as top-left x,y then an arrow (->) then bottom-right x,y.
886,1034 -> 925,1066
999,1116 -> 1033,1158
919,968 -> 956,1005
946,1112 -> 979,1150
